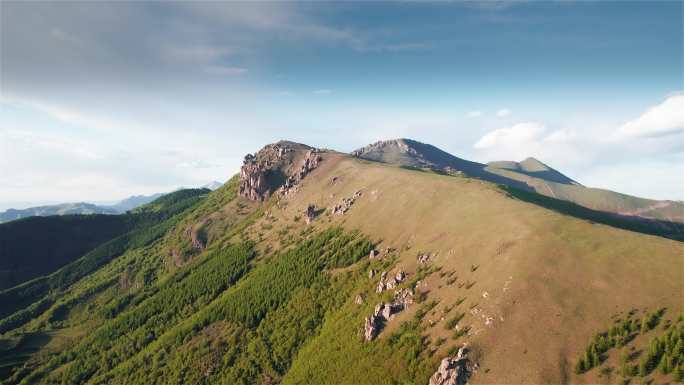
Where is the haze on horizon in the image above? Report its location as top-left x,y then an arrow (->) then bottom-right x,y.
1,1 -> 682,204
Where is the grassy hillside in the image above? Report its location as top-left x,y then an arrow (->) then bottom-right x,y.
0,147 -> 681,385
353,138 -> 684,225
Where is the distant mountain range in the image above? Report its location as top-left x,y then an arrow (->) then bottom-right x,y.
0,181 -> 224,224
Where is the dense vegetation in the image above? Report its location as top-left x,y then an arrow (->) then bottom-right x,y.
3,227 -> 377,385
0,189 -> 209,327
574,308 -> 683,383
0,215 -> 132,290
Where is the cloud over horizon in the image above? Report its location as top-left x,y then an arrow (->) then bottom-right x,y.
1,1 -> 682,202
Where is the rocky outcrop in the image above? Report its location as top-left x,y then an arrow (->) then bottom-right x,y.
428,344 -> 476,385
281,149 -> 323,197
364,312 -> 382,341
304,204 -> 316,224
238,142 -> 321,201
376,270 -> 406,293
363,288 -> 414,341
238,156 -> 270,201
331,190 -> 362,215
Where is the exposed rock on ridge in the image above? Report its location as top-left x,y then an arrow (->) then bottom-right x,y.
238,141 -> 321,201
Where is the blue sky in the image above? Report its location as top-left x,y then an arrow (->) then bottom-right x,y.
1,1 -> 682,204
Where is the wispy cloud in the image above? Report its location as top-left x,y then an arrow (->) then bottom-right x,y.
313,89 -> 332,95
496,108 -> 511,118
466,110 -> 482,118
614,93 -> 684,139
205,66 -> 249,76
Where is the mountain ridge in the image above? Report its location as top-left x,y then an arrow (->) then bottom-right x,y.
0,140 -> 681,385
351,138 -> 683,224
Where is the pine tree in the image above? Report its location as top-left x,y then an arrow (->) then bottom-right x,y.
592,344 -> 601,367
575,357 -> 586,374
584,350 -> 593,370
639,355 -> 649,377
673,364 -> 683,382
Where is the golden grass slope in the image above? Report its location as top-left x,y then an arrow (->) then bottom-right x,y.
270,151 -> 683,384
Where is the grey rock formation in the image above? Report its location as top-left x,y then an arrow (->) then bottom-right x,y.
363,289 -> 414,341
428,344 -> 475,385
331,190 -> 363,215
238,142 -> 321,201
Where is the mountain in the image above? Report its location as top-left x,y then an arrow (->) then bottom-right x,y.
0,203 -> 118,224
352,139 -> 684,225
202,181 -> 224,191
0,141 -> 681,385
108,193 -> 165,212
0,193 -> 165,224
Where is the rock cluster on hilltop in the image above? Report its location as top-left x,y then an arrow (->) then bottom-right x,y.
428,344 -> 477,385
281,149 -> 322,197
238,142 -> 321,201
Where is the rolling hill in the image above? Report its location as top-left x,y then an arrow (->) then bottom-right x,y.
352,139 -> 684,225
0,141 -> 681,385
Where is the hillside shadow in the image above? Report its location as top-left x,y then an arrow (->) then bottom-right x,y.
500,186 -> 684,242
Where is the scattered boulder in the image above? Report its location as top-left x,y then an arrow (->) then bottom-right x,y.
394,288 -> 414,308
369,249 -> 380,259
355,294 -> 364,305
376,270 -> 406,293
418,254 -> 430,264
428,344 -> 475,385
368,269 -> 377,279
364,314 -> 381,341
331,190 -> 363,215
304,204 -> 316,224
376,281 -> 386,293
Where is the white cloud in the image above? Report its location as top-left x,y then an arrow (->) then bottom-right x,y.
473,121 -> 585,168
614,93 -> 684,138
313,89 -> 332,95
474,122 -> 545,150
496,108 -> 511,117
466,110 -> 482,118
